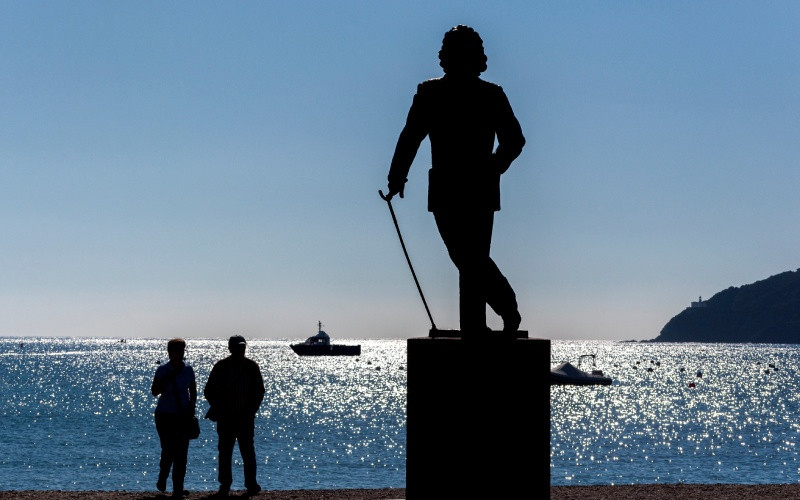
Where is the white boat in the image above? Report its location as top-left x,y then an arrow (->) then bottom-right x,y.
551,354 -> 612,386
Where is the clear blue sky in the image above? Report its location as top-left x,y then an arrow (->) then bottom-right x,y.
2,1 -> 798,340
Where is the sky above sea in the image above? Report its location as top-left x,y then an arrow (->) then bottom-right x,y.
1,1 -> 799,341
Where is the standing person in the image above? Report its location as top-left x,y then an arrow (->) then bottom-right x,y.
204,335 -> 265,496
385,25 -> 526,335
151,338 -> 197,497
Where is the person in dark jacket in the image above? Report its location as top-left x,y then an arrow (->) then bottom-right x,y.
151,338 -> 197,497
204,335 -> 265,496
385,25 -> 526,335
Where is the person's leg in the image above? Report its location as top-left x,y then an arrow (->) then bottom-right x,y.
155,413 -> 174,492
216,420 -> 236,492
172,434 -> 189,495
237,417 -> 260,492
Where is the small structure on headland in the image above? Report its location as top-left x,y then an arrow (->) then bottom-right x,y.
690,296 -> 706,308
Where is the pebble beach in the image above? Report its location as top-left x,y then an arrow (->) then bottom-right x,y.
551,484 -> 800,500
6,485 -> 800,499
0,490 -> 402,500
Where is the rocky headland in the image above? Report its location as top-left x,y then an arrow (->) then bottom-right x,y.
654,269 -> 800,343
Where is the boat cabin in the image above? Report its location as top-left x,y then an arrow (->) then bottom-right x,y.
305,330 -> 331,346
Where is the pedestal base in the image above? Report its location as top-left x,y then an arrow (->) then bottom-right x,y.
406,335 -> 550,498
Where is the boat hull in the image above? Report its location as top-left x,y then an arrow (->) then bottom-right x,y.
550,362 -> 612,386
550,372 -> 612,386
290,344 -> 361,356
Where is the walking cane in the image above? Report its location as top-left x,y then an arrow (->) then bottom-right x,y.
379,190 -> 438,333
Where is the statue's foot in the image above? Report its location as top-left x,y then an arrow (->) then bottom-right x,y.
502,310 -> 521,332
461,326 -> 492,341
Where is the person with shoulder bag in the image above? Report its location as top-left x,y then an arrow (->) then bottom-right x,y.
151,338 -> 198,497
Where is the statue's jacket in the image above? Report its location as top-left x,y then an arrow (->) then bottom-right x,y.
389,74 -> 525,212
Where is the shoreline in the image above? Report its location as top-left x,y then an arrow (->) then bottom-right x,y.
0,490 -> 403,500
551,484 -> 800,500
5,485 -> 800,500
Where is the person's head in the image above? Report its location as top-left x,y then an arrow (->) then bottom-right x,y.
167,338 -> 186,363
438,25 -> 487,77
228,335 -> 247,357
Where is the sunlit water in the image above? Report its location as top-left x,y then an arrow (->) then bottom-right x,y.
0,337 -> 406,491
3,338 -> 800,490
552,341 -> 800,485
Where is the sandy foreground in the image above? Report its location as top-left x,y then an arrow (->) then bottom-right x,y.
4,485 -> 800,499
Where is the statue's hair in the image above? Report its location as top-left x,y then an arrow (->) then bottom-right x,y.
438,25 -> 488,76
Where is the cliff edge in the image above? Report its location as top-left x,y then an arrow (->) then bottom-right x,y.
654,269 -> 800,343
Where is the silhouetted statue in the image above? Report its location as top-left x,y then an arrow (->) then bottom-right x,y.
385,25 -> 526,335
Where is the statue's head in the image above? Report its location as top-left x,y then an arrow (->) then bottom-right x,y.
438,25 -> 488,77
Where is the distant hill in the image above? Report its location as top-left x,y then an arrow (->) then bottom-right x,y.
654,269 -> 800,343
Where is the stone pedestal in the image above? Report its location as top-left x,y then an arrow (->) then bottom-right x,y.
406,335 -> 550,498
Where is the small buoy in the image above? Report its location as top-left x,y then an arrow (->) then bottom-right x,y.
696,371 -> 703,378
688,382 -> 696,388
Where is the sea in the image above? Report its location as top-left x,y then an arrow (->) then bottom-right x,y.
0,337 -> 405,492
3,338 -> 800,491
